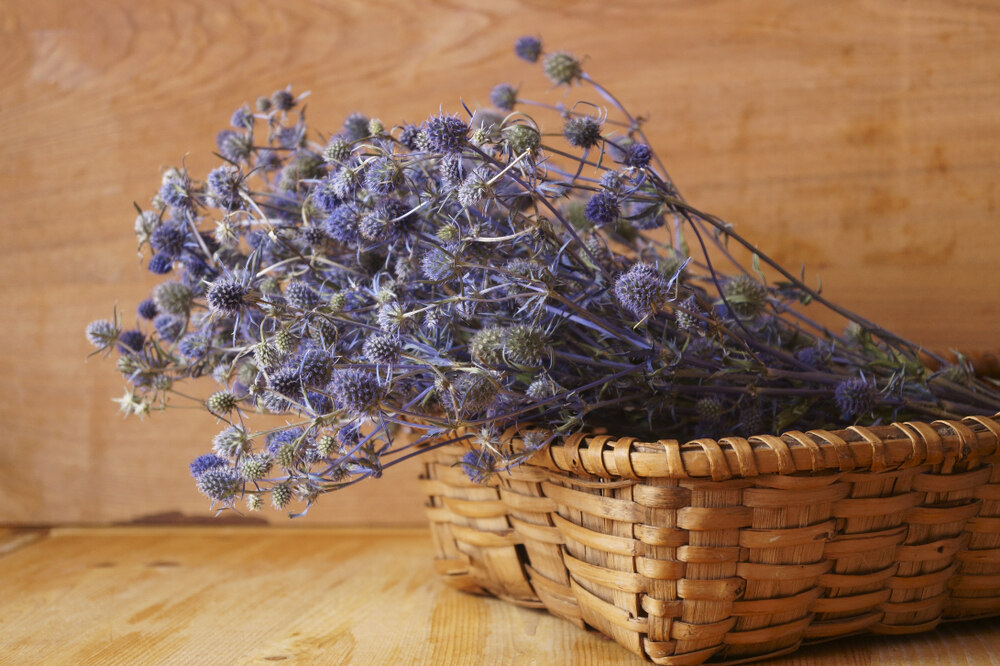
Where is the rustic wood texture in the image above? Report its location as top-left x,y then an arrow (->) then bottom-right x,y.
0,526 -> 995,665
2,0 -> 999,525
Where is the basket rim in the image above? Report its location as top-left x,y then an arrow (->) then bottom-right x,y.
441,412 -> 1000,482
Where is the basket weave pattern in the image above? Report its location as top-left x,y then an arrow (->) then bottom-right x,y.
422,415 -> 1000,665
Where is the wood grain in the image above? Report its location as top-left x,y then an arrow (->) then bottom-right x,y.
1,0 -> 999,524
0,527 -> 996,665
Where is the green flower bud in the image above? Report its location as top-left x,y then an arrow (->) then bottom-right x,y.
542,52 -> 582,86
316,435 -> 336,457
323,138 -> 351,164
117,355 -> 142,376
436,224 -> 459,242
207,391 -> 238,415
469,326 -> 506,366
722,275 -> 768,319
503,325 -> 549,367
503,124 -> 540,156
213,427 -> 251,457
276,444 -> 296,468
271,484 -> 292,510
254,342 -> 278,369
696,397 -> 725,423
153,281 -> 194,317
246,493 -> 263,511
274,329 -> 293,353
329,292 -> 347,314
240,454 -> 273,481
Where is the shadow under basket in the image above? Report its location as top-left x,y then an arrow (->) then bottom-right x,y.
421,415 -> 1000,665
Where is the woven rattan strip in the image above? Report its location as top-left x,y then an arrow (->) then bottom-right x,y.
422,414 -> 1000,664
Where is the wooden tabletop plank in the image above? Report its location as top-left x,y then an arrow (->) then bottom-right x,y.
0,527 -> 996,665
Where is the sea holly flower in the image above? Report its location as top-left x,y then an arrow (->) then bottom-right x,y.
615,263 -> 669,319
206,277 -> 250,316
423,113 -> 468,153
86,319 -> 119,351
542,52 -> 581,85
834,376 -> 877,420
490,83 -> 518,111
563,116 -> 602,149
514,36 -> 542,63
584,191 -> 619,226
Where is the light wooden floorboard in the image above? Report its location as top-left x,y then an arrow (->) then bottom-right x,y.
0,527 -> 996,665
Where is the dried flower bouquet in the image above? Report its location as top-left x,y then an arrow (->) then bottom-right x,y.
88,35 -> 1000,517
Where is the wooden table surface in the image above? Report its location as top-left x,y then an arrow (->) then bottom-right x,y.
1,527 -> 997,665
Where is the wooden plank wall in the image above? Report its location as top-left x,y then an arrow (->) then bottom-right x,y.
2,1 -> 998,525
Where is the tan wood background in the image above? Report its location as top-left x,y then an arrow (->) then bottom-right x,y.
2,0 -> 998,526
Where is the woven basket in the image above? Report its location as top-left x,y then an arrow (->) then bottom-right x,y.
421,414 -> 1000,664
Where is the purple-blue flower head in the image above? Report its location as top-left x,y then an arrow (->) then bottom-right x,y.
301,224 -> 328,247
312,178 -> 342,213
323,206 -> 360,245
266,427 -> 307,455
514,36 -> 542,63
216,130 -> 252,163
271,89 -> 295,111
615,263 -> 669,319
363,333 -> 400,365
85,319 -> 118,349
437,153 -> 462,191
490,83 -> 518,111
423,113 -> 468,154
834,377 -> 876,420
359,212 -> 396,244
137,298 -> 158,320
329,368 -> 383,416
584,191 -> 619,226
190,454 -> 229,478
563,117 -> 602,149
196,466 -> 241,501
150,223 -> 187,258
255,149 -> 282,171
342,112 -> 370,142
421,245 -> 458,281
117,329 -> 145,354
622,142 -> 652,168
460,449 -> 498,483
206,277 -> 249,316
147,253 -> 174,275
177,331 -> 211,360
230,105 -> 254,130
275,124 -> 306,150
364,156 -> 403,194
153,314 -> 184,342
284,280 -> 319,311
399,124 -> 422,151
298,349 -> 334,387
159,177 -> 194,213
207,166 -> 244,210
269,367 -> 304,398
